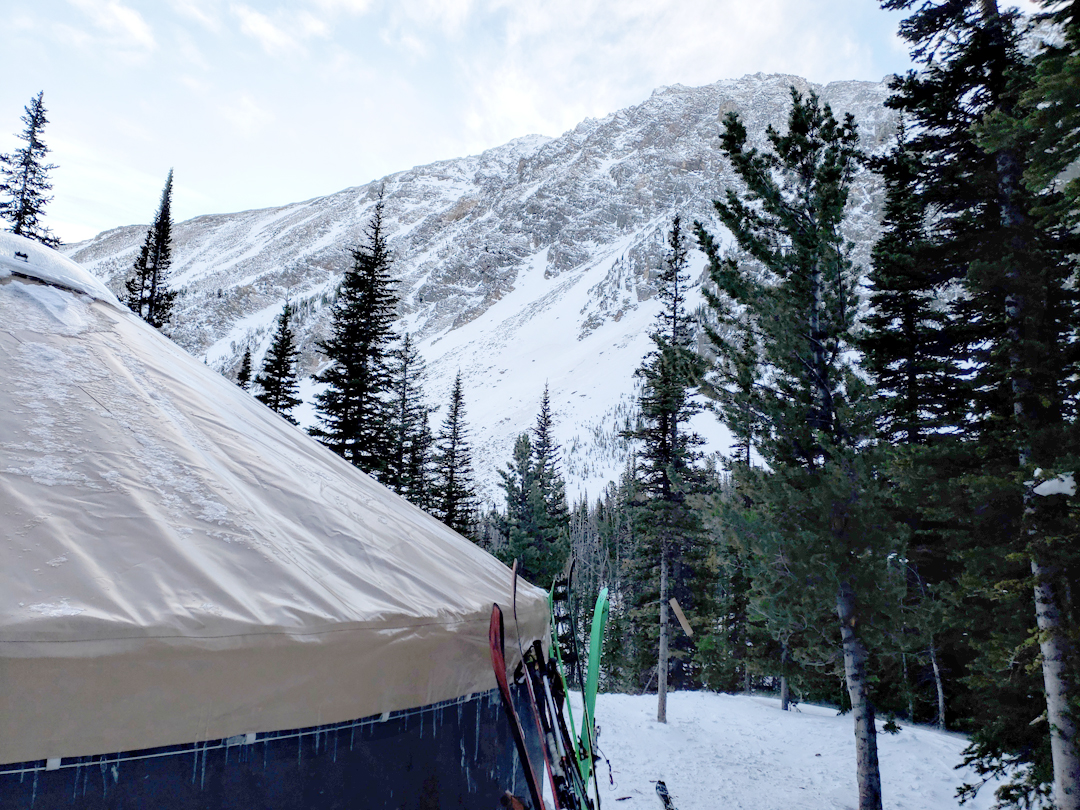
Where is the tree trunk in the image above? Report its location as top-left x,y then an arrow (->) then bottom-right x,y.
780,642 -> 790,711
837,579 -> 883,810
976,2 -> 1080,802
1032,550 -> 1080,810
928,642 -> 946,731
658,547 -> 669,724
902,652 -> 914,723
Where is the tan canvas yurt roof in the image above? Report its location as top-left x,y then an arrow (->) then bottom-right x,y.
0,232 -> 547,765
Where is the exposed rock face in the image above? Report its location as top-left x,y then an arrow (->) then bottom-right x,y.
68,73 -> 896,499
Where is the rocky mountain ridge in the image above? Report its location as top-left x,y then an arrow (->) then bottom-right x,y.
67,73 -> 897,501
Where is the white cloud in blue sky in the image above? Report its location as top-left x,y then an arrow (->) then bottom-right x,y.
1,0 -> 1034,242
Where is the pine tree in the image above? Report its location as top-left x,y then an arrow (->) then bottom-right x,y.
697,90 -> 905,810
496,387 -> 571,589
312,196 -> 399,478
254,302 -> 302,424
499,432 -> 539,563
385,333 -> 435,506
237,349 -> 253,390
124,170 -> 178,329
882,3 -> 1080,804
0,91 -> 59,247
432,372 -> 477,537
622,215 -> 709,723
861,133 -> 960,446
860,131 -> 962,732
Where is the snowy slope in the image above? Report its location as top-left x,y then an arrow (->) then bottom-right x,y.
66,74 -> 896,500
592,692 -> 1003,810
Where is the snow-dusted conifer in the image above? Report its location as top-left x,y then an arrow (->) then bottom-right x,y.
237,349 -> 253,390
312,195 -> 398,478
124,170 -> 178,329
623,214 -> 708,724
0,92 -> 59,247
385,333 -> 434,506
254,302 -> 302,424
432,372 -> 477,538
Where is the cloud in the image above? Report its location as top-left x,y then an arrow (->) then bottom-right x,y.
65,0 -> 156,52
219,93 -> 274,135
232,4 -> 300,54
231,4 -> 329,55
443,0 -> 913,151
170,0 -> 224,33
308,0 -> 375,13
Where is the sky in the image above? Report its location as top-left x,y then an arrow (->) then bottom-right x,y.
3,0 -> 1036,244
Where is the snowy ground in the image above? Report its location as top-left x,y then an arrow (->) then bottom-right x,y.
577,691 -> 1002,810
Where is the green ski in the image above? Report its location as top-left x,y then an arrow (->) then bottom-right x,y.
578,587 -> 609,790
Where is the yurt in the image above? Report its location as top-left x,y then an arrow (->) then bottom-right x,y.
0,232 -> 547,809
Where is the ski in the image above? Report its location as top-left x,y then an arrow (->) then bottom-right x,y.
513,563 -> 566,809
524,639 -> 595,810
549,562 -> 583,775
655,781 -> 677,810
490,602 -> 546,810
578,587 -> 610,791
514,563 -> 598,810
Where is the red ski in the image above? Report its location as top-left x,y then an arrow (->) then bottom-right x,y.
490,602 -> 547,810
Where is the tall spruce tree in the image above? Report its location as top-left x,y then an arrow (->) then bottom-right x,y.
497,386 -> 571,589
312,196 -> 398,479
499,432 -> 539,565
254,302 -> 303,424
623,215 -> 709,723
385,333 -> 435,507
860,132 -> 960,732
697,90 -> 905,810
882,2 -> 1080,805
433,372 -> 478,538
0,91 -> 59,247
124,170 -> 178,329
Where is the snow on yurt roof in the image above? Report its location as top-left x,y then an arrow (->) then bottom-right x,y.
0,232 -> 547,765
0,231 -> 120,307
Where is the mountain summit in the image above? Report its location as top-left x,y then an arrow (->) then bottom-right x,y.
68,74 -> 896,498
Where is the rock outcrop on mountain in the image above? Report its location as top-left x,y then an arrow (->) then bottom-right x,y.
67,73 -> 896,499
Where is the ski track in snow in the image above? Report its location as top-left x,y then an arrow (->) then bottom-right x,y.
585,692 -> 1003,810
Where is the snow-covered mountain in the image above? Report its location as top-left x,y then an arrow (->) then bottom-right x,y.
66,73 -> 896,501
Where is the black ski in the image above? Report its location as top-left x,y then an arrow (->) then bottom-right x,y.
514,564 -> 595,810
490,602 -> 546,810
655,781 -> 677,810
513,562 -> 567,809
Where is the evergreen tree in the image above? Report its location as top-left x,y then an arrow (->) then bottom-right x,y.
697,90 -> 905,810
499,433 -> 539,562
861,133 -> 960,446
496,387 -> 571,589
622,215 -> 709,723
385,333 -> 435,507
433,372 -> 478,537
312,196 -> 399,479
0,92 -> 59,248
254,302 -> 302,424
860,131 -> 961,732
882,2 -> 1080,804
124,170 -> 178,329
237,349 -> 253,390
